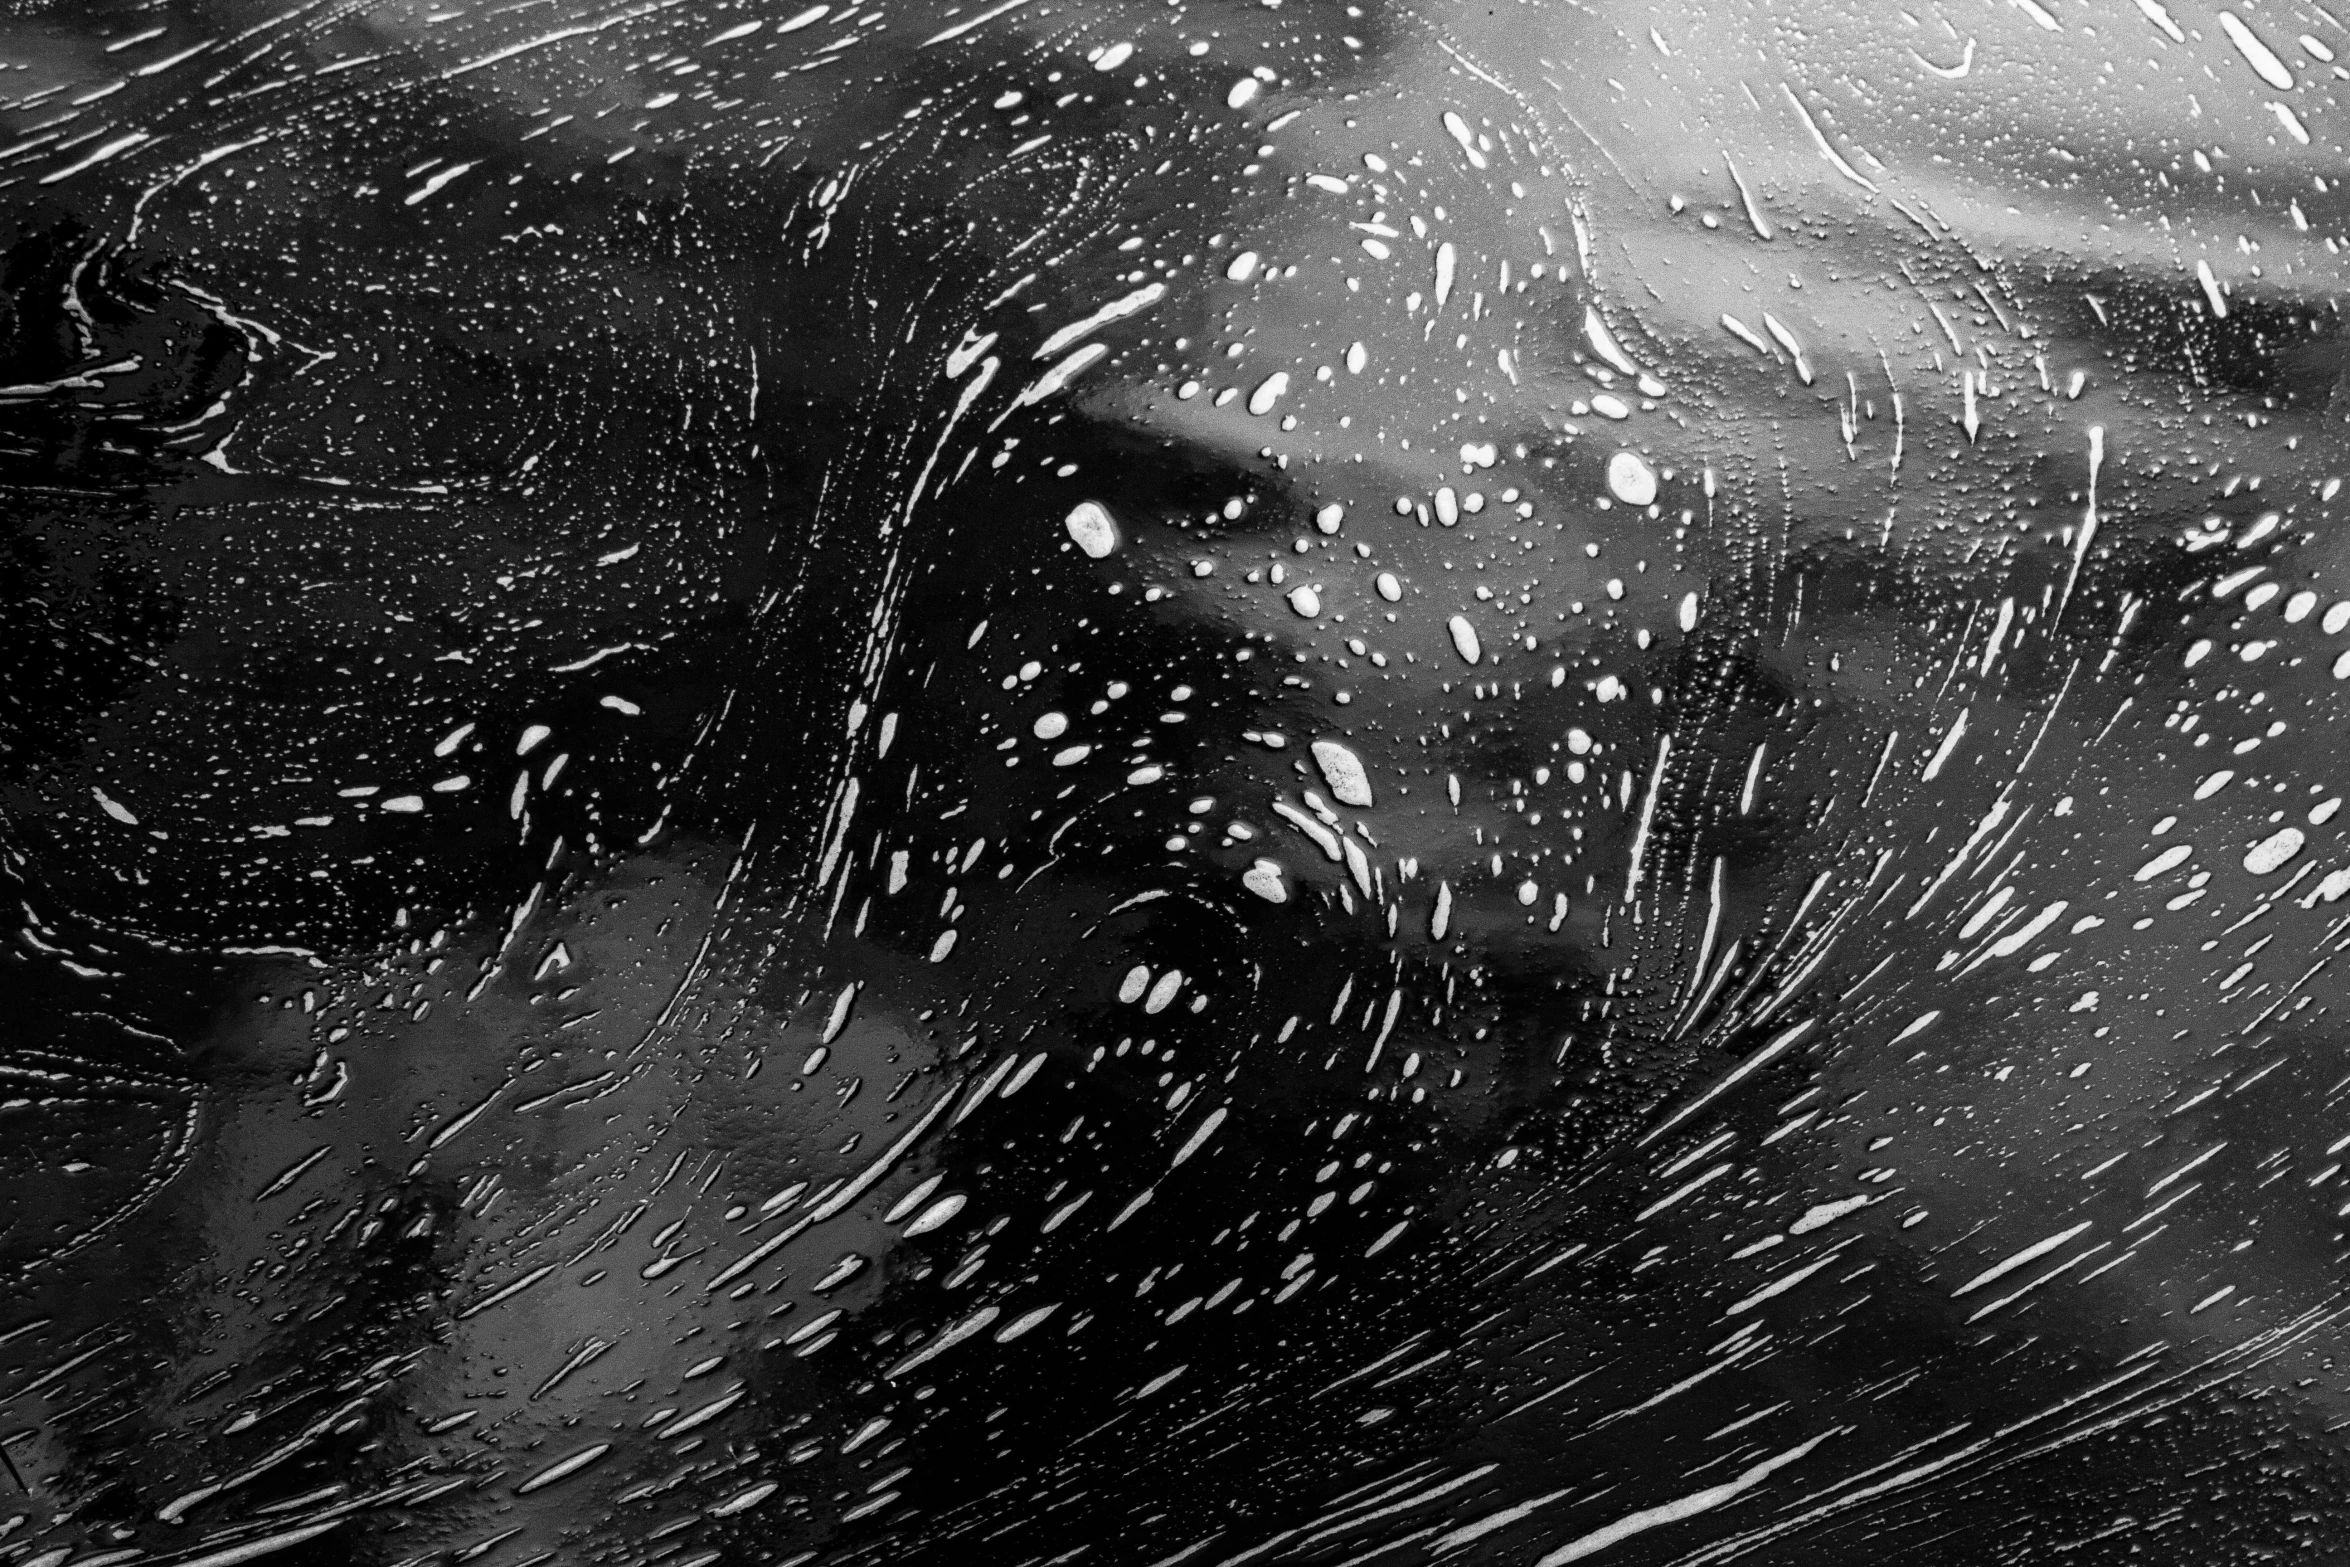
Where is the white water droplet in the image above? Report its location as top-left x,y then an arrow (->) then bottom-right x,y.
1144,968 -> 1185,1013
1607,451 -> 1658,507
903,1193 -> 968,1236
1448,615 -> 1483,665
1310,740 -> 1374,807
2245,827 -> 2305,875
1242,858 -> 1288,902
1065,500 -> 1120,558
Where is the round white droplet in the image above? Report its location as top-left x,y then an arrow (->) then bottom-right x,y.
1226,250 -> 1260,281
1242,858 -> 1288,902
1118,965 -> 1152,1003
1093,40 -> 1134,71
1434,486 -> 1459,526
1376,572 -> 1402,602
1033,711 -> 1069,739
1678,591 -> 1700,631
1448,614 -> 1483,665
1566,727 -> 1593,755
1310,739 -> 1374,807
1345,341 -> 1367,373
1247,371 -> 1290,416
1516,879 -> 1539,906
1287,584 -> 1322,618
1051,744 -> 1093,767
1315,502 -> 1344,534
1227,76 -> 1259,109
1065,500 -> 1119,558
1607,451 -> 1658,507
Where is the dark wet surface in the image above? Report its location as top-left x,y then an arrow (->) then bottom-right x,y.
7,1 -> 2350,1562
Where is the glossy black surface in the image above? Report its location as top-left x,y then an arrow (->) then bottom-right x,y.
6,2 -> 2350,1563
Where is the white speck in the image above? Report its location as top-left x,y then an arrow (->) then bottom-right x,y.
1247,372 -> 1290,416
1315,503 -> 1344,533
1311,739 -> 1374,806
1376,572 -> 1402,602
1607,451 -> 1658,507
1287,584 -> 1322,618
2328,604 -> 2350,634
1242,858 -> 1288,901
2245,827 -> 2305,875
1678,591 -> 1699,631
1589,394 -> 1630,420
1345,341 -> 1368,373
1119,966 -> 1152,1003
1033,712 -> 1069,739
1226,250 -> 1260,281
1227,77 -> 1259,109
1065,500 -> 1120,558
1447,615 -> 1482,665
1051,745 -> 1093,767
1430,880 -> 1454,939
1433,242 -> 1457,306
381,795 -> 425,813
1515,879 -> 1539,906
1093,40 -> 1134,71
